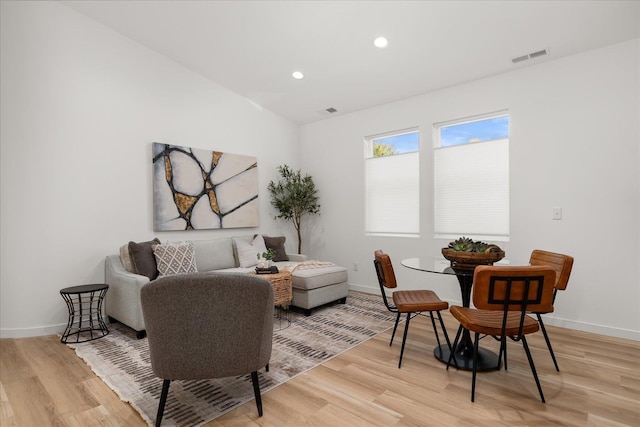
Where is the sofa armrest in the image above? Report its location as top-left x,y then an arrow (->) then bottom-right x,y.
286,254 -> 308,262
104,255 -> 149,332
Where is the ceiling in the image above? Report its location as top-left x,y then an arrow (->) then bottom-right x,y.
61,1 -> 639,125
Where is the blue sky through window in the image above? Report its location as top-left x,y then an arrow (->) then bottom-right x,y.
440,115 -> 509,147
374,132 -> 419,155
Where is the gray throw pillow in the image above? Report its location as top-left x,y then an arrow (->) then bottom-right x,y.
262,235 -> 289,262
128,238 -> 161,280
153,242 -> 198,276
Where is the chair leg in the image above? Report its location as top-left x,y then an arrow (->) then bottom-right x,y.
156,379 -> 170,427
537,313 -> 559,371
390,312 -> 401,346
398,313 -> 411,368
471,332 -> 480,402
499,336 -> 508,371
251,371 -> 264,416
522,336 -> 546,403
428,311 -> 442,349
446,325 -> 463,370
436,311 -> 453,353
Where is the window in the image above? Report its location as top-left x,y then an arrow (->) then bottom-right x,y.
364,129 -> 419,237
434,112 -> 509,241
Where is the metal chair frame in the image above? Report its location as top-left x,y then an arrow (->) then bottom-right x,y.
374,255 -> 452,368
447,272 -> 552,403
529,249 -> 574,372
534,288 -> 560,371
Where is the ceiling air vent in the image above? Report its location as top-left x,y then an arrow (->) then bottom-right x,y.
512,55 -> 529,64
512,48 -> 548,64
325,107 -> 338,113
529,49 -> 547,59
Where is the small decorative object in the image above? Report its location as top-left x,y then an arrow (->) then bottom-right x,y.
442,237 -> 505,270
267,165 -> 320,254
255,265 -> 279,274
256,248 -> 276,269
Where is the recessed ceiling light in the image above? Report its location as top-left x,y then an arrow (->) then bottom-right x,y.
292,71 -> 304,80
374,37 -> 388,48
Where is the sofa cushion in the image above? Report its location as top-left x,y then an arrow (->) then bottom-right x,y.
192,238 -> 236,272
154,242 -> 198,276
233,235 -> 268,268
262,235 -> 289,262
129,238 -> 161,280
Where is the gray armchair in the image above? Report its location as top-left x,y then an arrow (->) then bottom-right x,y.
141,273 -> 274,426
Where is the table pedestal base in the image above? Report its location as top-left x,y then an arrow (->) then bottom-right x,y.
399,258 -> 504,371
434,343 -> 501,371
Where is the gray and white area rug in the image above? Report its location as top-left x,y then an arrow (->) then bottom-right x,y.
68,291 -> 396,426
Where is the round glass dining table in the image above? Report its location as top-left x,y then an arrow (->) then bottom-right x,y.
401,257 -> 500,371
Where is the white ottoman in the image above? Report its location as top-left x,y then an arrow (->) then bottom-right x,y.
290,265 -> 349,316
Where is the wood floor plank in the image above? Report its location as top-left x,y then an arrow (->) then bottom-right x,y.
1,310 -> 639,426
292,368 -> 402,426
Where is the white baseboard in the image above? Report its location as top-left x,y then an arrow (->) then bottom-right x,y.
349,283 -> 379,295
347,284 -> 640,342
538,316 -> 639,341
0,322 -> 66,339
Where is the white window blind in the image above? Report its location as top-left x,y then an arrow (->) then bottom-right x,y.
434,138 -> 509,240
365,151 -> 419,236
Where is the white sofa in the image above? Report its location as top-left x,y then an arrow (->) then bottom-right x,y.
105,236 -> 348,338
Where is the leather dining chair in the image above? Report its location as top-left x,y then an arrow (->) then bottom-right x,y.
141,273 -> 274,426
374,250 -> 452,368
446,265 -> 556,402
529,249 -> 574,371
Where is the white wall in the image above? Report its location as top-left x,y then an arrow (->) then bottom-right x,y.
0,1 -> 299,337
2,2 -> 638,341
300,39 -> 640,340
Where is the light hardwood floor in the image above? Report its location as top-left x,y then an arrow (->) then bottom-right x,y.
1,311 -> 639,426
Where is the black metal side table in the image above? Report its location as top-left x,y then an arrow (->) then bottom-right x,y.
60,284 -> 109,343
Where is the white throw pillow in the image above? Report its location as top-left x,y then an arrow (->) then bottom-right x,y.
234,235 -> 268,268
153,242 -> 198,277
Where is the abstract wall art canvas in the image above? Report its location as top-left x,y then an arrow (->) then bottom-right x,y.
152,143 -> 259,231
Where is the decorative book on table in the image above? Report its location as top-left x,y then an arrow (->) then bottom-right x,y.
255,266 -> 279,274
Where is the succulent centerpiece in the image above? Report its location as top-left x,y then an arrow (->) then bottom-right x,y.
442,237 -> 505,270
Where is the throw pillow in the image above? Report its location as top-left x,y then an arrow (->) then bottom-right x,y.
262,235 -> 289,261
153,242 -> 198,276
119,244 -> 135,273
128,238 -> 161,280
234,235 -> 268,268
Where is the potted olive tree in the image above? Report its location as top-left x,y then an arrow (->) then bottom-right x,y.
267,165 -> 320,254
